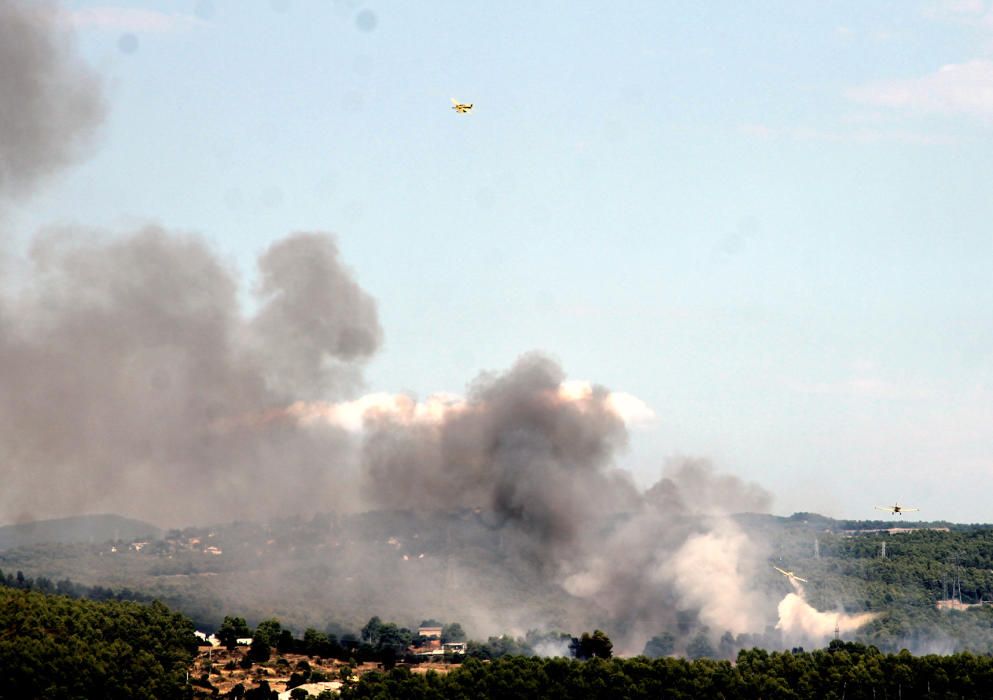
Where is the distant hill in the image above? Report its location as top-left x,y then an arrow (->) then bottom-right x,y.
7,509 -> 993,656
0,514 -> 160,551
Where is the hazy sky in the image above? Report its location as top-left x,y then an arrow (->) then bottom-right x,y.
10,0 -> 993,521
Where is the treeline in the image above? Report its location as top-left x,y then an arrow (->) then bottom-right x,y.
0,566 -> 155,604
465,630 -> 612,661
11,582 -> 993,699
0,586 -> 197,699
341,641 -> 993,699
763,522 -> 993,607
745,523 -> 993,654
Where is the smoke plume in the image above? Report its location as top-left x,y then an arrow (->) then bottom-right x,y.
556,458 -> 776,651
0,0 -> 104,199
0,228 -> 381,525
357,359 -> 780,649
361,353 -> 639,557
645,457 -> 773,516
776,579 -> 877,646
661,524 -> 768,636
0,0 -> 848,657
251,234 -> 382,399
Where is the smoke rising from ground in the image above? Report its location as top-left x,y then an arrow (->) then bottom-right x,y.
662,524 -> 768,636
0,0 -> 104,199
0,228 -> 381,525
0,0 -> 876,656
358,361 -> 781,649
0,5 -> 381,525
777,579 -> 877,646
361,353 -> 638,557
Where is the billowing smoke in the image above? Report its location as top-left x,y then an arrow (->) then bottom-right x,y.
0,2 -> 382,526
0,228 -> 381,525
558,458 -> 777,651
777,579 -> 877,646
0,0 -> 104,199
361,353 -> 640,558
645,457 -> 773,516
0,0 -> 864,657
661,524 -> 768,636
357,359 -> 780,649
251,235 -> 382,399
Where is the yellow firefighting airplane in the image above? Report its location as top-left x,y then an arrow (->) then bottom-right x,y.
773,566 -> 809,583
875,503 -> 920,516
451,98 -> 473,113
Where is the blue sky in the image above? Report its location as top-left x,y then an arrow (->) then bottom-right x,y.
13,0 -> 993,520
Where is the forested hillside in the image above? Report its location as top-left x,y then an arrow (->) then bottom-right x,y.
0,587 -> 197,699
341,644 -> 993,700
7,572 -> 993,698
743,513 -> 993,653
6,510 -> 993,656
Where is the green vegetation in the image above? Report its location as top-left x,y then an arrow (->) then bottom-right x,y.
747,516 -> 993,654
342,642 -> 993,699
8,577 -> 993,697
0,586 -> 196,699
218,615 -> 252,649
0,567 -> 156,604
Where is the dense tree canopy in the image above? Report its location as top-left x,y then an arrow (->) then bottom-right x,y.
571,630 -> 614,660
0,587 -> 196,699
341,642 -> 993,699
217,615 -> 251,650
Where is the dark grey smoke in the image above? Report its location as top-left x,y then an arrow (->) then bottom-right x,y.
362,353 -> 639,558
0,0 -> 786,652
360,354 -> 776,649
0,227 -> 380,525
645,457 -> 773,516
0,0 -> 104,198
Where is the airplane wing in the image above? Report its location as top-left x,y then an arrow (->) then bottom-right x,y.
902,507 -> 920,512
875,506 -> 896,512
793,575 -> 809,583
773,566 -> 788,576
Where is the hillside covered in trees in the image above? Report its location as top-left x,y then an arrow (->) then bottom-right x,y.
5,510 -> 993,658
0,586 -> 196,699
8,572 -> 993,698
339,644 -> 993,700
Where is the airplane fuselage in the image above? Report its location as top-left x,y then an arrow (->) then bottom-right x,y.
773,566 -> 808,583
876,503 -> 918,515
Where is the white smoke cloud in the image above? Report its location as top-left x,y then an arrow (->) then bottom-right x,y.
277,381 -> 654,433
658,523 -> 769,636
776,580 -> 877,646
559,459 -> 776,651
